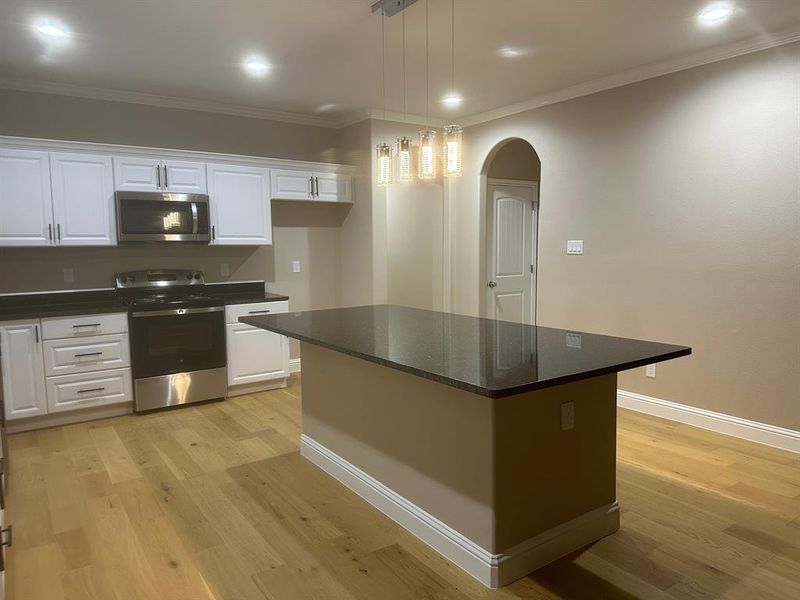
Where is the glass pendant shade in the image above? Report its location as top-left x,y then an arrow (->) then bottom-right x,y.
376,142 -> 392,186
443,125 -> 463,177
418,129 -> 437,180
397,137 -> 413,182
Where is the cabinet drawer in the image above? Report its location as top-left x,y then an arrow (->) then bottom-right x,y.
45,368 -> 132,413
41,312 -> 128,340
43,333 -> 130,376
225,301 -> 288,324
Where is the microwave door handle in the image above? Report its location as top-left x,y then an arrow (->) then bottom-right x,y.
191,202 -> 199,234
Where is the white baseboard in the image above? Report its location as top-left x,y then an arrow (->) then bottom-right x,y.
300,433 -> 619,588
226,378 -> 288,397
288,358 -> 301,374
617,389 -> 800,454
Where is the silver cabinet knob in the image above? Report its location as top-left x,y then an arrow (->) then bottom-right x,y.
488,281 -> 497,288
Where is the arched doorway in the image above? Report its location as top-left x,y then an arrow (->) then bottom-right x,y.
480,138 -> 541,324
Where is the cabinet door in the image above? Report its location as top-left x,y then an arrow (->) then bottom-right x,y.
50,152 -> 115,246
314,173 -> 351,203
270,168 -> 313,200
113,156 -> 162,191
226,323 -> 288,386
163,159 -> 207,193
209,163 -> 271,245
0,149 -> 53,246
0,321 -> 47,420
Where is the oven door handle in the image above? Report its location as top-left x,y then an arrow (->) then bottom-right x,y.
191,202 -> 199,234
131,306 -> 224,318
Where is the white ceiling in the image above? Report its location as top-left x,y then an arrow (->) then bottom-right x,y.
1,1 -> 798,127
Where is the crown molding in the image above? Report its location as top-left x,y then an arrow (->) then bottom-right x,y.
0,76 -> 342,128
458,27 -> 800,127
333,108 -> 448,129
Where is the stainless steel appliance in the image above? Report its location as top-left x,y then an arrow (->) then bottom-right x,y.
115,192 -> 211,243
116,269 -> 226,411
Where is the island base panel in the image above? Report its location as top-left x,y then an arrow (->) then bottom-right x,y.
299,342 -> 620,587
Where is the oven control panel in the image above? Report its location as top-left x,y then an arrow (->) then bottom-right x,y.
115,269 -> 205,289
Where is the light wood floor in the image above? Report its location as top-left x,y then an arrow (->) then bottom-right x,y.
6,375 -> 800,599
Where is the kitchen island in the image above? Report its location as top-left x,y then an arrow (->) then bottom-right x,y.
241,305 -> 691,587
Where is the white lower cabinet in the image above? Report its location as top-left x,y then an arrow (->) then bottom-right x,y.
0,313 -> 132,421
0,321 -> 47,419
45,368 -> 132,413
225,301 -> 289,393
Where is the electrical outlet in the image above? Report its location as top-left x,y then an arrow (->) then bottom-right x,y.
645,364 -> 656,378
566,333 -> 582,349
561,401 -> 575,431
292,260 -> 301,273
566,240 -> 583,255
220,263 -> 230,277
63,267 -> 75,283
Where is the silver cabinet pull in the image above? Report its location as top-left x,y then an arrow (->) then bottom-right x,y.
248,310 -> 271,314
163,165 -> 168,188
315,176 -> 320,198
48,223 -> 53,242
77,387 -> 105,394
73,323 -> 101,329
156,164 -> 162,188
75,351 -> 102,358
309,176 -> 314,198
211,225 -> 216,241
57,223 -> 61,242
34,325 -> 39,343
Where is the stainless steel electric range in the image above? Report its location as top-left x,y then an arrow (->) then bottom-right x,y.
115,269 -> 227,411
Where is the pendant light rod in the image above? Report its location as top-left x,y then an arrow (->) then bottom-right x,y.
425,0 -> 429,127
402,0 -> 406,122
451,0 -> 455,92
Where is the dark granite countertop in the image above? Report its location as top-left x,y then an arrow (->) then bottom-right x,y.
240,304 -> 691,398
0,282 -> 289,321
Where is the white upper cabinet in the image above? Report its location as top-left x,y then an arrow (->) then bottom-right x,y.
113,157 -> 207,193
0,320 -> 47,420
0,149 -> 53,246
315,172 -> 351,202
113,156 -> 162,192
270,168 -> 313,200
270,168 -> 351,203
50,152 -> 115,246
208,163 -> 271,245
162,159 -> 207,193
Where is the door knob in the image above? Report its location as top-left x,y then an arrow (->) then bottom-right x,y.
487,281 -> 497,288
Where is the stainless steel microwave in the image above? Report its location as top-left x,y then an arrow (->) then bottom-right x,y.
115,191 -> 211,243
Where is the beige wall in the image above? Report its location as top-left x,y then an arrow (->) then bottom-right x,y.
450,43 -> 800,430
486,139 -> 541,181
0,88 -> 351,359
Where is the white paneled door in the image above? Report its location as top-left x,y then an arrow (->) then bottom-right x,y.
162,159 -> 207,193
0,149 -> 53,246
50,152 -> 116,246
270,168 -> 313,200
112,156 -> 162,192
0,321 -> 47,420
486,180 -> 538,324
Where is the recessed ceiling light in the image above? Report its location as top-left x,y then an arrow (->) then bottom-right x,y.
442,93 -> 463,108
36,22 -> 68,38
697,2 -> 734,27
243,56 -> 270,76
497,46 -> 526,58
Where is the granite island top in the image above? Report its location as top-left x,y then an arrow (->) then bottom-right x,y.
240,304 -> 691,398
0,281 -> 289,321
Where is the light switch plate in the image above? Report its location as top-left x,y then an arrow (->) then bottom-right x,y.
292,260 -> 301,273
561,401 -> 575,430
645,364 -> 656,378
567,240 -> 584,255
63,267 -> 75,283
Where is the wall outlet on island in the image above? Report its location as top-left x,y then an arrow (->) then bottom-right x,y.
645,363 -> 656,378
561,401 -> 575,431
220,263 -> 230,277
292,260 -> 301,273
63,267 -> 75,283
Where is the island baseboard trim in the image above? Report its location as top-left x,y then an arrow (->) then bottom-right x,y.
617,389 -> 800,454
300,433 -> 620,588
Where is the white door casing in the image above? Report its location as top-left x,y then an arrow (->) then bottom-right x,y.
485,180 -> 538,324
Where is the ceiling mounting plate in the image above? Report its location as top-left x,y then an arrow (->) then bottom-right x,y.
371,0 -> 420,18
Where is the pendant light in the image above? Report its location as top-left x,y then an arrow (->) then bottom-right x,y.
443,0 -> 463,177
397,1 -> 413,182
418,0 -> 436,180
375,8 -> 392,186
